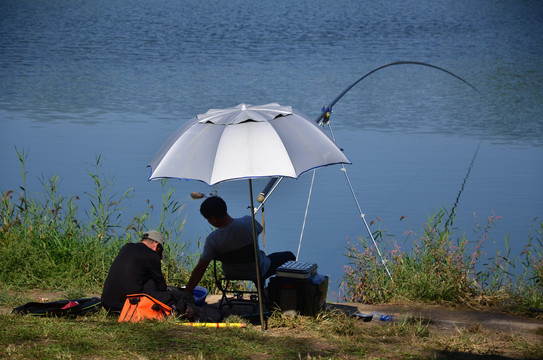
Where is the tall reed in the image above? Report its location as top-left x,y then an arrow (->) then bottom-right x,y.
341,209 -> 543,312
0,150 -> 212,294
342,140 -> 541,312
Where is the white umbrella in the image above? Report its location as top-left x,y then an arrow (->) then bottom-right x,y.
148,102 -> 351,329
149,103 -> 350,184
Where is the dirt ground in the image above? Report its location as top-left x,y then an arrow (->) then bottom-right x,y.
202,293 -> 543,358
4,290 -> 543,340
328,301 -> 543,335
4,290 -> 543,359
205,294 -> 543,337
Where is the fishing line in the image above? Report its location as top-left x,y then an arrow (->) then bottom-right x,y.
313,61 -> 480,282
444,140 -> 482,231
257,61 -> 480,282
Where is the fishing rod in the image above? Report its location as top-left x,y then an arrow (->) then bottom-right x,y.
258,61 -> 480,204
315,60 -> 480,125
257,61 -> 480,282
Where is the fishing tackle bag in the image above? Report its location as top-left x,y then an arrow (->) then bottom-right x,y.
118,293 -> 172,323
11,297 -> 102,318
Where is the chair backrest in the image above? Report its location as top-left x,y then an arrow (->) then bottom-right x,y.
215,244 -> 258,280
216,244 -> 256,264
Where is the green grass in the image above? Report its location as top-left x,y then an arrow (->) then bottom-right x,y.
0,149 -> 218,295
1,149 -> 542,311
1,150 -> 542,359
341,208 -> 543,313
1,307 -> 541,360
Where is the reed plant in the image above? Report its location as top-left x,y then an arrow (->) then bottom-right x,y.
0,149 -> 216,295
341,208 -> 543,312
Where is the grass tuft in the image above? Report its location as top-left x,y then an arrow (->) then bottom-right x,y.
0,150 -> 218,295
341,209 -> 543,313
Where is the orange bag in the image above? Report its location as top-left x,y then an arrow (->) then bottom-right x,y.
118,294 -> 172,323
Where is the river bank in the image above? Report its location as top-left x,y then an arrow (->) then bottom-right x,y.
2,289 -> 542,359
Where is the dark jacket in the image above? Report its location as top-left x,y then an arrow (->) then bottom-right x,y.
101,242 -> 171,312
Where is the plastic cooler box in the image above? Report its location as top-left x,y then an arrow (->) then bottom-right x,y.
268,261 -> 328,316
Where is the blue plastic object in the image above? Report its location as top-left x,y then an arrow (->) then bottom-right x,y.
371,311 -> 394,322
193,286 -> 208,306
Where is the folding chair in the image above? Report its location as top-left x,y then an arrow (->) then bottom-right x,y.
213,244 -> 262,310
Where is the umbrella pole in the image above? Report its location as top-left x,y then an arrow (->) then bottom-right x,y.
248,179 -> 266,331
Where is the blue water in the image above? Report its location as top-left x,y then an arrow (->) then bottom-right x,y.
1,0 -> 542,299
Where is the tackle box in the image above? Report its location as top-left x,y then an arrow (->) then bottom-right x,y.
275,261 -> 317,279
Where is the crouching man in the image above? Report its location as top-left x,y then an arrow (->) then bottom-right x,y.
101,230 -> 195,318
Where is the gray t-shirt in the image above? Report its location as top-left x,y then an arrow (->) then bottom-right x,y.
200,215 -> 270,278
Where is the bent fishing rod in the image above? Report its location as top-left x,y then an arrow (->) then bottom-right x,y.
257,61 -> 480,206
257,61 -> 480,282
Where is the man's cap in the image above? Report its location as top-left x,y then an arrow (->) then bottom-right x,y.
142,230 -> 164,246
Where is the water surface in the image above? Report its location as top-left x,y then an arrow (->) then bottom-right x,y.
1,0 -> 542,298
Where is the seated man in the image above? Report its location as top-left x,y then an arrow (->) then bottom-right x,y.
184,196 -> 295,293
101,230 -> 194,317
